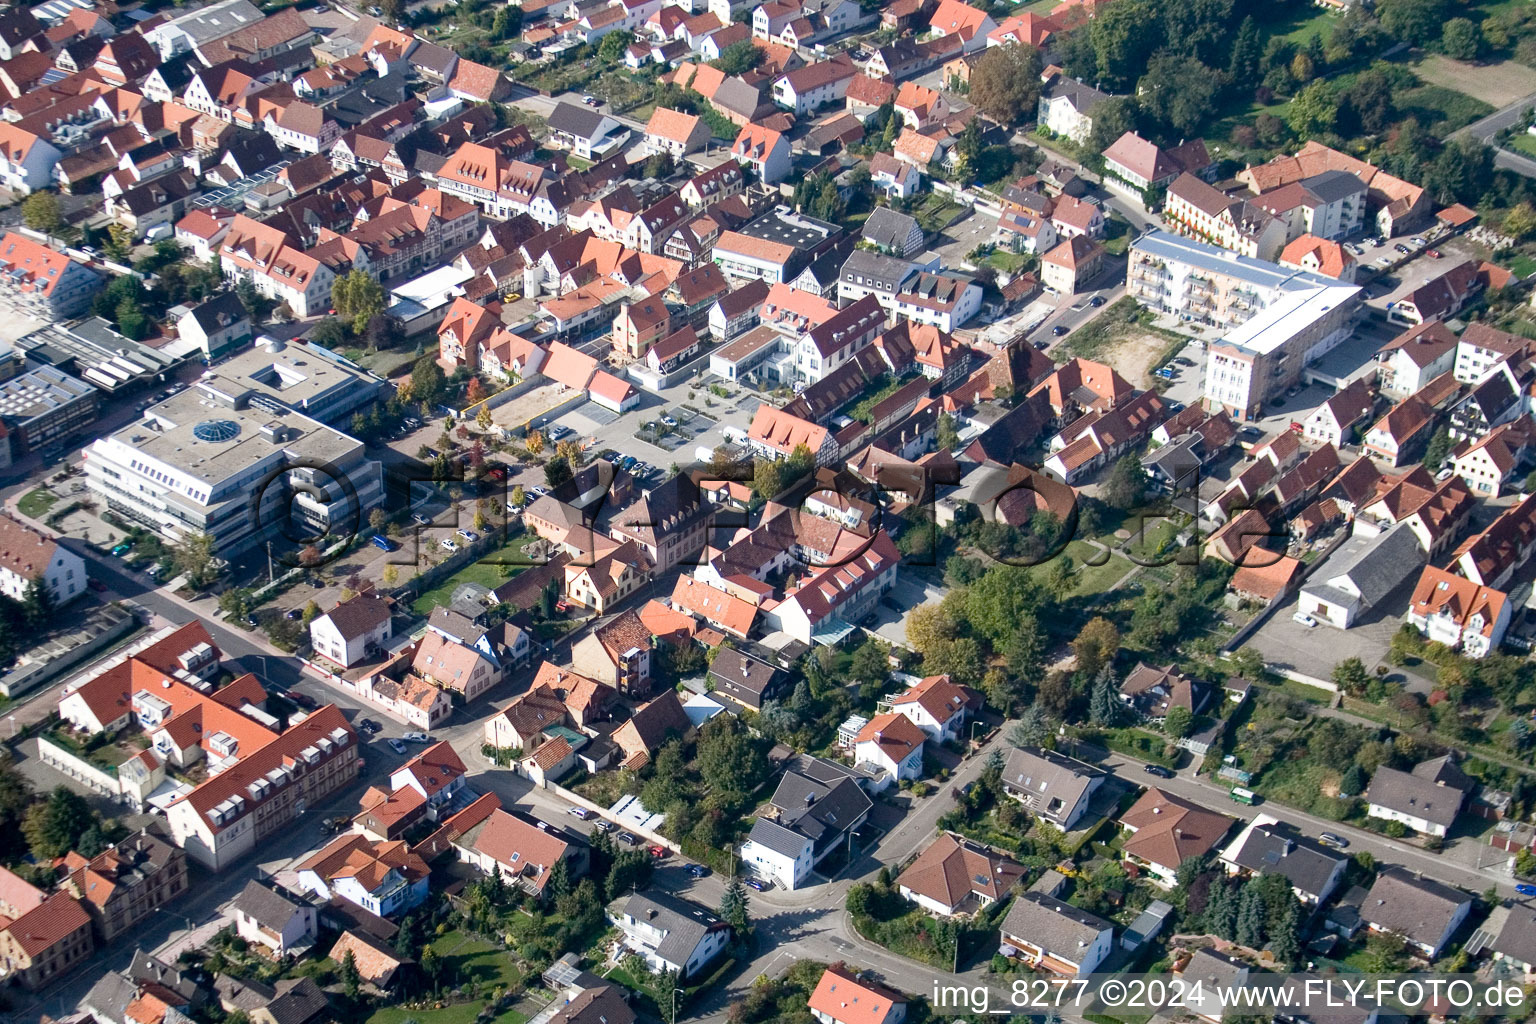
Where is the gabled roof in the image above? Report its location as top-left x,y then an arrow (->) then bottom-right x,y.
808,964 -> 908,1024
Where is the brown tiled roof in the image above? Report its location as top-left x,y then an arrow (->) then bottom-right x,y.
4,890 -> 89,958
896,832 -> 1023,910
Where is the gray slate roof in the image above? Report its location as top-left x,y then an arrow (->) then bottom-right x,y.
231,879 -> 307,931
1364,765 -> 1464,828
616,891 -> 727,966
1000,745 -> 1104,824
548,101 -> 610,140
1359,867 -> 1471,948
999,893 -> 1112,954
861,207 -> 922,250
840,249 -> 918,293
769,769 -> 873,847
1303,522 -> 1422,611
1225,820 -> 1347,898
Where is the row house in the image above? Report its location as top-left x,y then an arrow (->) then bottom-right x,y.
1301,376 -> 1375,448
1379,320 -> 1458,396
1044,390 -> 1166,484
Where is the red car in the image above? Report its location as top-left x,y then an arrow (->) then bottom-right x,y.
649,845 -> 668,859
1427,249 -> 1442,259
87,578 -> 107,593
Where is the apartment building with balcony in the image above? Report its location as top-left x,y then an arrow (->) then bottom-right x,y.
1128,231 -> 1361,422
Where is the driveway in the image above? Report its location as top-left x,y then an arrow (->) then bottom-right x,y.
1244,576 -> 1413,681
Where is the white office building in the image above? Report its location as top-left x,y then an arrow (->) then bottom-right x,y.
84,383 -> 384,558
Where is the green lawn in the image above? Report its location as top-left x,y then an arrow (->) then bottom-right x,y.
1052,540 -> 1135,596
410,532 -> 539,616
984,249 -> 1035,275
17,488 -> 57,519
1508,253 -> 1536,279
365,929 -> 527,1024
1397,84 -> 1494,134
913,195 -> 965,233
1509,133 -> 1536,159
1278,6 -> 1338,43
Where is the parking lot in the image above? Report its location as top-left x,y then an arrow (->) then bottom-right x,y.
1244,580 -> 1412,684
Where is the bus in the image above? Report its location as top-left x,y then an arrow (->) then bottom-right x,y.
1230,787 -> 1258,805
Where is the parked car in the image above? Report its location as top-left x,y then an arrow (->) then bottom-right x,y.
531,486 -> 550,497
1090,295 -> 1105,307
745,878 -> 770,891
360,719 -> 382,733
441,538 -> 459,553
1394,243 -> 1410,254
87,578 -> 106,593
1427,249 -> 1442,259
688,864 -> 709,878
583,95 -> 599,105
1292,612 -> 1318,628
289,692 -> 319,710
591,819 -> 613,833
1319,833 -> 1350,850
568,807 -> 591,820
285,608 -> 302,620
388,739 -> 407,754
1052,325 -> 1068,336
403,732 -> 431,743
618,831 -> 640,846
660,415 -> 678,427
371,534 -> 397,552
457,529 -> 480,543
111,542 -> 133,556
649,845 -> 668,859
1143,764 -> 1174,778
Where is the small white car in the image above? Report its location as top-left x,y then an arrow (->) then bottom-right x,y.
388,739 -> 407,754
457,529 -> 480,543
568,806 -> 591,820
441,538 -> 459,553
1291,612 -> 1318,628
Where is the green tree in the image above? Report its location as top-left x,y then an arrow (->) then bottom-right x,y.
218,588 -> 251,624
1163,704 -> 1193,739
1088,665 -> 1125,727
1228,15 -> 1263,89
711,39 -> 763,75
718,879 -> 751,934
332,269 -> 386,335
544,455 -> 573,488
1205,879 -> 1238,938
1286,79 -> 1338,137
1331,656 -> 1371,697
968,43 -> 1043,126
172,531 -> 222,589
1137,53 -> 1221,136
1089,0 -> 1156,91
1010,704 -> 1051,748
410,351 -> 447,410
936,412 -> 960,451
420,943 -> 442,994
1505,201 -> 1536,241
21,192 -> 61,237
339,949 -> 362,999
310,317 -> 347,347
1377,0 -> 1453,46
1424,426 -> 1453,468
1441,18 -> 1483,60
22,786 -> 97,859
697,718 -> 767,805
597,29 -> 634,63
20,576 -> 52,633
1102,456 -> 1146,510
752,458 -> 783,498
1234,884 -> 1266,949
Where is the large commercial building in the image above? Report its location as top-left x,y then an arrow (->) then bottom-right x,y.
1127,231 -> 1361,421
194,337 -> 383,428
83,381 -> 383,558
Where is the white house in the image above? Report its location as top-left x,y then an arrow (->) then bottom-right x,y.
1296,524 -> 1422,630
731,124 -> 792,185
230,880 -> 317,957
296,834 -> 430,919
1360,868 -> 1472,959
884,674 -> 980,744
772,58 -> 858,116
853,712 -> 925,781
1301,377 -> 1374,448
809,966 -> 907,1024
175,293 -> 252,360
1364,763 -> 1467,839
895,833 -> 1023,917
608,891 -> 732,980
309,591 -> 392,668
738,768 -> 871,891
999,893 -> 1114,975
1407,565 -> 1511,659
0,515 -> 86,607
0,124 -> 61,195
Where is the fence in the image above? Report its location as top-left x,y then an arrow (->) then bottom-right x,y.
37,735 -> 124,801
